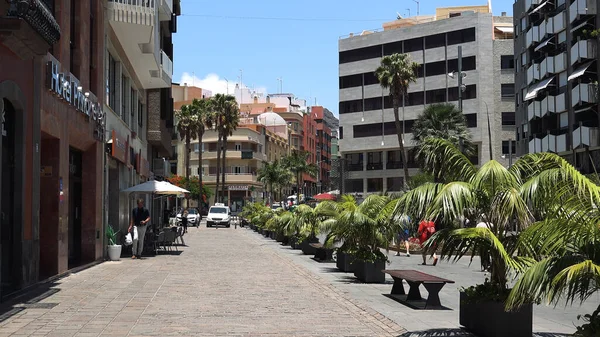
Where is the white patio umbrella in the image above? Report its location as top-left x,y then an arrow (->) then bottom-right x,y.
121,180 -> 189,195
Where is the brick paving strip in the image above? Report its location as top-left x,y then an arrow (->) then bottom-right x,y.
0,226 -> 407,337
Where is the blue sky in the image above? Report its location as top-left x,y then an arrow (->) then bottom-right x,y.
173,0 -> 514,116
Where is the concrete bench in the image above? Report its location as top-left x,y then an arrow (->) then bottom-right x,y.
384,270 -> 455,309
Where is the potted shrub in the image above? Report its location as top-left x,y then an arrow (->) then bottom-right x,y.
397,138 -> 556,337
352,248 -> 387,283
292,203 -> 337,256
106,225 -> 121,261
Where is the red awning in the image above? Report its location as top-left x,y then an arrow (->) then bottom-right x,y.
314,193 -> 336,201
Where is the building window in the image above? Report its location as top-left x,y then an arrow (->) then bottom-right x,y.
194,143 -> 200,153
345,179 -> 364,193
107,54 -> 117,110
138,101 -> 144,128
501,55 -> 514,69
404,37 -> 423,52
501,112 -> 516,126
502,140 -> 516,155
387,150 -> 404,169
465,113 -> 477,128
130,89 -> 136,131
425,33 -> 445,49
339,45 -> 382,64
345,153 -> 363,171
235,143 -> 242,151
425,60 -> 446,77
367,151 -> 383,170
339,99 -> 363,114
386,177 -> 404,191
501,84 -> 515,98
426,88 -> 446,104
121,75 -> 128,123
70,0 -> 77,76
367,178 -> 383,192
339,127 -> 343,139
447,27 -> 476,45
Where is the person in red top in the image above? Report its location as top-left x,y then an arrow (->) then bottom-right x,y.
417,219 -> 438,266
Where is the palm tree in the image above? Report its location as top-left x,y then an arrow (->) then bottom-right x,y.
219,97 -> 240,203
294,202 -> 337,240
375,53 -> 419,185
258,160 -> 282,206
282,151 -> 318,204
210,94 -> 238,203
175,103 -> 199,202
189,98 -> 213,209
505,154 -> 600,313
393,138 -> 555,292
413,103 -> 475,156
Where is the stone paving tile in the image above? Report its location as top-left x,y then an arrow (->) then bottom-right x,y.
0,225 -> 405,336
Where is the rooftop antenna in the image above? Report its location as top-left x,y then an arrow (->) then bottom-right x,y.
406,8 -> 411,17
413,0 -> 420,16
192,72 -> 195,86
396,12 -> 403,19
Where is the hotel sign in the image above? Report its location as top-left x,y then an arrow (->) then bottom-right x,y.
46,58 -> 104,124
111,130 -> 127,164
228,185 -> 249,191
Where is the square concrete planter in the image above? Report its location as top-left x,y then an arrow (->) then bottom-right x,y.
300,237 -> 320,255
314,247 -> 334,261
290,236 -> 301,249
459,292 -> 532,337
336,251 -> 355,272
353,259 -> 386,283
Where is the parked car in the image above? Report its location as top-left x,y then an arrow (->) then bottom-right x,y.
176,208 -> 201,227
206,204 -> 231,228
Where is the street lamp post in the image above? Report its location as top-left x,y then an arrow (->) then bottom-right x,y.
224,78 -> 229,95
447,46 -> 466,112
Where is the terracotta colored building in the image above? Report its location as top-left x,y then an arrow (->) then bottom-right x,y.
312,106 -> 333,193
302,109 -> 318,194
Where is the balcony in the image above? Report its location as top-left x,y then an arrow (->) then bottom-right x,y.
571,39 -> 597,66
526,11 -> 566,48
527,93 -> 566,121
571,83 -> 597,107
201,151 -> 267,162
160,50 -> 173,83
570,0 -> 597,24
541,134 -> 568,153
159,0 -> 173,21
573,126 -> 600,148
529,138 -> 543,153
203,174 -> 258,184
107,0 -> 171,89
0,0 -> 61,59
526,53 -> 566,84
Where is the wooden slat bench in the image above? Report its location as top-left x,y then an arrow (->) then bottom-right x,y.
384,270 -> 455,309
310,243 -> 334,261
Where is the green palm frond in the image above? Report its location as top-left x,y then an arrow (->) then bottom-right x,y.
426,182 -> 477,224
393,182 -> 444,221
471,160 -> 520,195
417,138 -> 476,182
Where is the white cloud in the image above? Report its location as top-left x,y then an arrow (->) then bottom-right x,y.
179,72 -> 267,97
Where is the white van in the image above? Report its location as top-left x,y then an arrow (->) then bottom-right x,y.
206,203 -> 231,228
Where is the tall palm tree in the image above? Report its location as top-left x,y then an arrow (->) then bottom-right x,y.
219,98 -> 240,203
190,98 -> 213,209
210,94 -> 238,204
375,53 -> 419,185
175,103 -> 199,201
282,151 -> 318,204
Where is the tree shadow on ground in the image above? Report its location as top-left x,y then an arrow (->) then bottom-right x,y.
396,329 -> 572,337
332,275 -> 394,285
320,267 -> 347,273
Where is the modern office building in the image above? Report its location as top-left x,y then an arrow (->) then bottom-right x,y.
338,4 -> 515,194
514,0 -> 600,172
104,0 -> 180,236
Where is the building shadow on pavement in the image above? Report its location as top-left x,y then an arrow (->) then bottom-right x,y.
319,267 -> 347,273
396,329 -> 572,337
0,281 -> 61,323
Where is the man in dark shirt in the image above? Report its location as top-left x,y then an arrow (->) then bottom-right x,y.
129,198 -> 151,259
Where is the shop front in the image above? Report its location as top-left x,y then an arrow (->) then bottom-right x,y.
39,54 -> 105,278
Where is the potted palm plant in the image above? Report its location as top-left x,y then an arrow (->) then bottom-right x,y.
398,138 -> 564,337
504,158 -> 600,335
293,203 -> 336,256
106,225 -> 121,261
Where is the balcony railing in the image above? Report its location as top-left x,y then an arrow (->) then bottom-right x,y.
526,11 -> 566,48
571,83 -> 597,107
527,93 -> 566,121
570,0 -> 596,24
571,39 -> 597,66
573,126 -> 600,148
542,134 -> 568,153
346,163 -> 364,171
529,138 -> 543,153
386,161 -> 403,169
108,0 -> 155,26
527,53 -> 567,84
367,163 -> 383,171
161,50 -> 173,77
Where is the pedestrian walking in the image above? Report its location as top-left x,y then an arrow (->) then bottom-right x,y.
129,198 -> 151,259
417,219 -> 438,266
395,215 -> 411,257
181,208 -> 189,233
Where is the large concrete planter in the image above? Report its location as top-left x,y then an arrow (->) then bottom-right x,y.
290,236 -> 301,250
353,259 -> 386,283
269,231 -> 277,240
107,245 -> 122,261
300,237 -> 320,255
459,292 -> 533,337
336,251 -> 355,272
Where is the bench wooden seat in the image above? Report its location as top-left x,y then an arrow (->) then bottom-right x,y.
310,243 -> 333,261
384,270 -> 455,309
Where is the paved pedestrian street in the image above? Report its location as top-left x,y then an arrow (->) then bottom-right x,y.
0,226 -> 405,337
